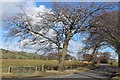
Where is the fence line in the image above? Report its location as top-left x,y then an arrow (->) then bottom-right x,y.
7,64 -> 86,73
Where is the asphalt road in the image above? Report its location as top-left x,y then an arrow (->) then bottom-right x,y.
63,64 -> 117,79
2,64 -> 117,80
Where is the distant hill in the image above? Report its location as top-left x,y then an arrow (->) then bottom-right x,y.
1,49 -> 46,60
1,49 -> 76,60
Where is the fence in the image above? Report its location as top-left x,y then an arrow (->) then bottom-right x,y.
7,64 -> 87,73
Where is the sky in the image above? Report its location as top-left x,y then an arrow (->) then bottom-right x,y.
1,0 -> 120,2
0,0 -> 119,59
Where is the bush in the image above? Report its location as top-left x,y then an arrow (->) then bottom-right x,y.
100,59 -> 108,63
111,76 -> 120,80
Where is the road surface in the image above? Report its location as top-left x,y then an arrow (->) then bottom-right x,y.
2,64 -> 117,80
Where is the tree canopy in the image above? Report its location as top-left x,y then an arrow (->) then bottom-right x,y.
85,11 -> 120,68
3,2 -> 116,71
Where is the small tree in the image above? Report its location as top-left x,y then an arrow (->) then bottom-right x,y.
83,54 -> 93,62
98,52 -> 111,63
85,11 -> 120,69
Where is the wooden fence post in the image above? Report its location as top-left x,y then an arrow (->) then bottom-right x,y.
36,66 -> 38,71
51,66 -> 53,71
8,66 -> 11,73
42,65 -> 45,72
65,66 -> 68,70
70,66 -> 71,70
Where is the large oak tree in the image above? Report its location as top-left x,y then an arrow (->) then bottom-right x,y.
3,2 -> 115,71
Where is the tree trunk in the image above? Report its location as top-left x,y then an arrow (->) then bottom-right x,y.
58,44 -> 67,71
91,47 -> 98,64
58,35 -> 70,71
116,45 -> 120,70
58,47 -> 61,65
116,51 -> 120,76
118,53 -> 120,70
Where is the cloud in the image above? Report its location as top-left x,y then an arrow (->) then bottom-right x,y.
0,0 -> 25,21
1,1 -> 57,53
24,3 -> 52,25
67,40 -> 84,58
68,40 -> 82,53
1,0 -> 25,2
1,2 -> 24,26
29,0 -> 120,2
2,2 -> 21,18
1,1 -> 50,49
0,2 -> 85,57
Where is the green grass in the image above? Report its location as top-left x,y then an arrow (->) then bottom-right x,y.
1,49 -> 92,78
2,59 -> 58,73
1,49 -> 46,60
2,59 -> 59,67
2,59 -> 91,67
2,59 -> 92,78
2,59 -> 87,68
2,59 -> 91,73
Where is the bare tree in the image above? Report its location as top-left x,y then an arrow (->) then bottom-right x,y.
85,11 -> 120,69
83,54 -> 93,62
98,52 -> 111,63
3,2 -> 115,71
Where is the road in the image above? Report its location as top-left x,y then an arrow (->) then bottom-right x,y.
2,64 -> 117,80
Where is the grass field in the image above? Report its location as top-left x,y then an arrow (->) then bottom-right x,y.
1,49 -> 46,60
2,59 -> 83,67
2,59 -> 88,73
1,49 -> 118,78
2,59 -> 91,78
1,49 -> 91,75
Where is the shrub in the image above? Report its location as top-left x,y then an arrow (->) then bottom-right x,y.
100,59 -> 108,63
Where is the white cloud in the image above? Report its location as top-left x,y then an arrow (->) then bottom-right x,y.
68,40 -> 82,53
1,1 -> 82,56
2,2 -> 21,18
67,40 -> 83,58
1,1 -> 53,50
1,0 -> 25,2
1,2 -> 24,26
2,42 -> 21,51
28,0 -> 120,2
24,3 -> 52,25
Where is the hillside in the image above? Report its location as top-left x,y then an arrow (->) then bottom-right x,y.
1,49 -> 46,60
1,49 -> 76,60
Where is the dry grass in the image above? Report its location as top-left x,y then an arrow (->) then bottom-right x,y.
2,59 -> 59,67
2,59 -> 86,67
2,59 -> 91,78
111,76 -> 120,80
2,59 -> 87,73
2,59 -> 59,73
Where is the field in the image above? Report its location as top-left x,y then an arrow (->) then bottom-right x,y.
1,49 -> 91,78
2,59 -> 89,73
1,49 -> 46,60
2,59 -> 83,67
2,59 -> 91,78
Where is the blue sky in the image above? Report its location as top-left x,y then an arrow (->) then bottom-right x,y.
35,2 -> 52,7
0,25 -> 1,48
0,1 -> 119,59
1,0 -> 120,2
